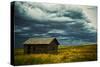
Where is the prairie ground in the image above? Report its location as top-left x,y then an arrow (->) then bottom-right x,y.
14,44 -> 97,65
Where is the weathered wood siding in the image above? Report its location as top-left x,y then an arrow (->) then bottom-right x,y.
24,39 -> 59,54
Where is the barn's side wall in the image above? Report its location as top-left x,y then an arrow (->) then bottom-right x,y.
24,44 -> 50,54
33,44 -> 49,53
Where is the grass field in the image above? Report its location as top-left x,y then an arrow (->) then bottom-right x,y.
14,44 -> 97,65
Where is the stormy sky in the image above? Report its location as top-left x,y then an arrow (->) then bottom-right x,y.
13,1 -> 97,47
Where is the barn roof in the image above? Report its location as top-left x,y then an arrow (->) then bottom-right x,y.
23,38 -> 58,45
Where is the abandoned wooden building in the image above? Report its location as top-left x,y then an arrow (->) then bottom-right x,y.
23,38 -> 59,54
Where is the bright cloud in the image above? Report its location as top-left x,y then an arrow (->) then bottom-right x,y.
14,29 -> 22,32
48,29 -> 65,34
22,27 -> 31,30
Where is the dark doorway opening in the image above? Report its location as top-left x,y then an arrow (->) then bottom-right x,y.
32,47 -> 36,53
27,46 -> 31,54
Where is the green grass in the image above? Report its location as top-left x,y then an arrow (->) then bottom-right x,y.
14,44 -> 97,65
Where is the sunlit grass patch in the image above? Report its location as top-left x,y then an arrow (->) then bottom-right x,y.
14,44 -> 97,65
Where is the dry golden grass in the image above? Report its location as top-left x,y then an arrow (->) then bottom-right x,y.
14,44 -> 97,65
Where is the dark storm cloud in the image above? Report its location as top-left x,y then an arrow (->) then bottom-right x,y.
14,2 -> 97,45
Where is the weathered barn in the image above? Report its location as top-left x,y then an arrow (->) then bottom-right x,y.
23,38 -> 59,54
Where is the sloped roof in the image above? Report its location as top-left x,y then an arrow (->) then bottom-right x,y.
23,38 -> 57,45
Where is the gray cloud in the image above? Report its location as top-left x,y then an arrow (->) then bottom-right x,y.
14,2 -> 86,22
14,2 -> 97,46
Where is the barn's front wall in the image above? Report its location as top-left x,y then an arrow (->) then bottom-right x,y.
49,39 -> 59,52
